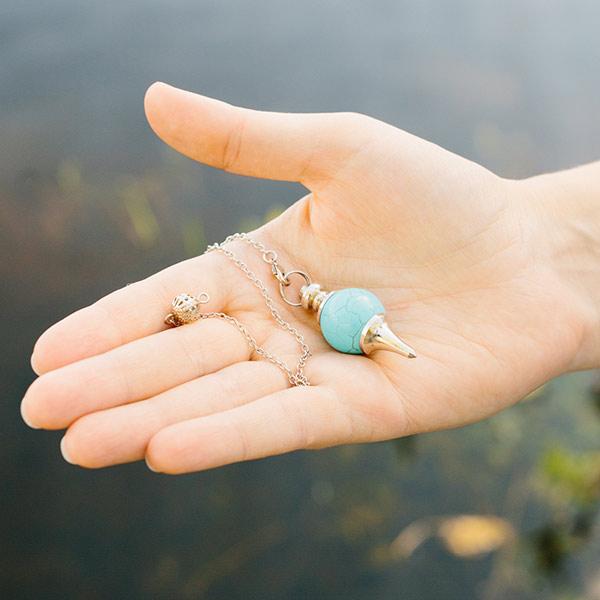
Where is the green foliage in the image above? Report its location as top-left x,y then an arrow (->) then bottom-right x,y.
541,446 -> 600,508
119,179 -> 161,248
181,218 -> 206,257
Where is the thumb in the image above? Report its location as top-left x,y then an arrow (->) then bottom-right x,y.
144,82 -> 378,186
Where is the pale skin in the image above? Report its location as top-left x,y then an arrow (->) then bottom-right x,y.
20,82 -> 600,474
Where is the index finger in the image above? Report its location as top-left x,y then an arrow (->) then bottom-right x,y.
31,252 -> 230,375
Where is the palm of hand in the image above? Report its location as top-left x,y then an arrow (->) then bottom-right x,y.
21,84 -> 582,473
268,125 -> 581,433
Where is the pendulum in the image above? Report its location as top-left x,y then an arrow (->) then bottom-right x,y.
299,283 -> 417,358
204,233 -> 417,362
299,284 -> 416,358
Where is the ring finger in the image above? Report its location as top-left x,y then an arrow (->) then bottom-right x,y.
59,360 -> 288,468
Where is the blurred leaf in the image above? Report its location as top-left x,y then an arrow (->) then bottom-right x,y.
390,520 -> 433,559
391,514 -> 514,560
120,180 -> 160,247
438,515 -> 515,558
541,446 -> 600,507
181,218 -> 206,257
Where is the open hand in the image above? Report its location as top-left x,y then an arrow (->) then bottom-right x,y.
21,82 -> 593,473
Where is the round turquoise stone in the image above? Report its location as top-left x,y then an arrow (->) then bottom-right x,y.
319,288 -> 385,354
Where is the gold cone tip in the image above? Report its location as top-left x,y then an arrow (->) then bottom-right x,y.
359,315 -> 417,359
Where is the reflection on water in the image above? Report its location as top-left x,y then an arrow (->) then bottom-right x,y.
2,1 -> 600,598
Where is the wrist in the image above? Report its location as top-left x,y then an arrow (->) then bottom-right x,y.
521,163 -> 600,370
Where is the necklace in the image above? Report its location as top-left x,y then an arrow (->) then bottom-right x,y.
205,233 -> 312,387
165,232 -> 417,388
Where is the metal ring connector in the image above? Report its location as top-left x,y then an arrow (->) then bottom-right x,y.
279,270 -> 312,306
261,250 -> 278,264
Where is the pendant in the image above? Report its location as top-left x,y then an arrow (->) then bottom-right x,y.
299,284 -> 417,358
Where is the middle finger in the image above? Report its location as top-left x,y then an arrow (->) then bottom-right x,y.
21,316 -> 253,429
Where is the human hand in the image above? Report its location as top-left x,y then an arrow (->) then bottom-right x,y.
21,82 -> 598,473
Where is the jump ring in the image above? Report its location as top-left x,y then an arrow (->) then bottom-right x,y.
279,270 -> 312,307
262,250 -> 278,264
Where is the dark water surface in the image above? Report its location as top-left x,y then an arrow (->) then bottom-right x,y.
2,1 -> 600,598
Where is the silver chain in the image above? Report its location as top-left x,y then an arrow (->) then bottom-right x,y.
205,233 -> 312,386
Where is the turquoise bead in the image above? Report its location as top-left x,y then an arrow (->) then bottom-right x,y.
319,288 -> 385,354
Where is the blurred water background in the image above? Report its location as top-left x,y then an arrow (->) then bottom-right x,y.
2,1 -> 600,598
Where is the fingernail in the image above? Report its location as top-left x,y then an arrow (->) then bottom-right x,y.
30,352 -> 38,373
60,436 -> 75,464
30,350 -> 45,375
145,460 -> 159,473
20,399 -> 40,429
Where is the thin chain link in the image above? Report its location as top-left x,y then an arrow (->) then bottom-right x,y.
205,233 -> 311,386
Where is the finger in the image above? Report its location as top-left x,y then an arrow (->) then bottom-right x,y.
144,82 -> 380,185
31,252 -> 229,375
60,361 -> 286,468
22,316 -> 250,430
145,385 -> 351,474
